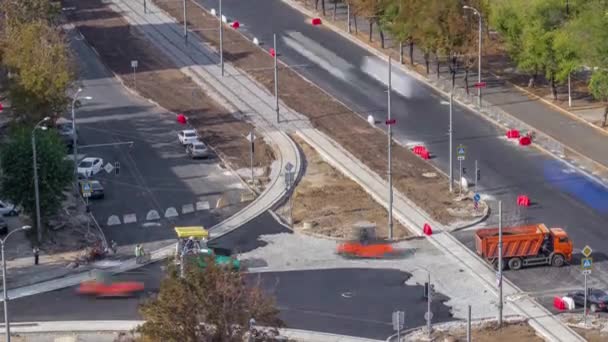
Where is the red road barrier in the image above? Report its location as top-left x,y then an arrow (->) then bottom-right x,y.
420,150 -> 430,160
412,145 -> 424,155
231,21 -> 240,29
177,113 -> 187,124
506,129 -> 520,139
311,18 -> 322,25
517,195 -> 530,207
553,296 -> 566,311
0,102 -> 3,112
423,223 -> 433,236
519,136 -> 532,146
268,48 -> 276,57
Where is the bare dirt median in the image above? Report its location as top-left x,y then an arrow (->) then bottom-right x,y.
154,0 -> 480,226
64,0 -> 274,174
278,135 -> 408,239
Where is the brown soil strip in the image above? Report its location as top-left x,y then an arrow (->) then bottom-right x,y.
288,135 -> 408,239
153,0 -> 474,225
429,322 -> 544,342
63,0 -> 274,172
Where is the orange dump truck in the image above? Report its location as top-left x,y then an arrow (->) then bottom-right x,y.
475,223 -> 573,270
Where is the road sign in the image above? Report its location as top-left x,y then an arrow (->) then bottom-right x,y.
581,257 -> 593,270
582,245 -> 593,258
457,145 -> 466,161
246,131 -> 256,143
474,82 -> 487,88
104,162 -> 114,174
474,201 -> 479,210
385,119 -> 396,125
81,182 -> 92,197
392,311 -> 405,331
285,161 -> 294,172
131,60 -> 138,68
583,269 -> 592,275
424,312 -> 433,321
473,193 -> 480,202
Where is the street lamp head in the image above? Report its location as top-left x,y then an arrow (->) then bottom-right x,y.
82,96 -> 93,100
42,116 -> 50,122
21,225 -> 32,231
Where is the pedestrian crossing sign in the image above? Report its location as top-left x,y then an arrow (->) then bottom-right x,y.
581,257 -> 593,270
457,145 -> 466,156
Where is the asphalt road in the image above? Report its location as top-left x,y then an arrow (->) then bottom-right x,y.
8,211 -> 452,339
197,0 -> 608,295
67,26 -> 246,245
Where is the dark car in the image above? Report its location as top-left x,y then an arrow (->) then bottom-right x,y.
568,289 -> 608,312
0,217 -> 7,235
78,179 -> 105,199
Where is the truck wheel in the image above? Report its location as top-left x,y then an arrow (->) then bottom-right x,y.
508,258 -> 522,270
552,254 -> 565,267
492,259 -> 506,271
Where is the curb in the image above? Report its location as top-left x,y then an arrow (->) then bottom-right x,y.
281,0 -> 608,185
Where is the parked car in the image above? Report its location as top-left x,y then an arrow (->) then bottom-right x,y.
77,157 -> 104,177
78,179 -> 105,199
186,140 -> 210,159
178,129 -> 199,145
0,217 -> 7,235
0,200 -> 18,217
55,118 -> 76,148
567,289 -> 608,312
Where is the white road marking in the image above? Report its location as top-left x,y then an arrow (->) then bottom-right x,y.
107,215 -> 121,226
123,213 -> 137,224
146,210 -> 160,220
361,56 -> 418,98
196,201 -> 210,211
283,31 -> 354,82
76,111 -> 159,124
164,207 -> 179,218
142,222 -> 162,228
440,100 -> 449,105
182,204 -> 194,214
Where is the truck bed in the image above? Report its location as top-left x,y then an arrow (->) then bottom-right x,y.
475,224 -> 548,259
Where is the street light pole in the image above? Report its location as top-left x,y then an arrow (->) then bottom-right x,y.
463,6 -> 482,108
498,200 -> 503,327
32,117 -> 49,245
449,92 -> 453,192
183,0 -> 188,43
387,57 -> 393,240
219,0 -> 224,76
274,34 -> 279,123
1,225 -> 32,342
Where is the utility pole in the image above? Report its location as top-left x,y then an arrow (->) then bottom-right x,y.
427,272 -> 432,338
347,4 -> 351,33
474,160 -> 478,192
143,0 -> 147,13
449,92 -> 453,193
387,57 -> 393,240
498,200 -> 503,327
459,158 -> 463,194
32,130 -> 42,245
183,0 -> 188,44
467,305 -> 471,342
274,34 -> 279,123
219,0 -> 224,76
477,11 -> 482,108
568,73 -> 572,107
584,271 -> 588,326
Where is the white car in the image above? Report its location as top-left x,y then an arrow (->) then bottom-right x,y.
77,157 -> 104,177
0,200 -> 18,216
178,129 -> 199,145
186,140 -> 210,159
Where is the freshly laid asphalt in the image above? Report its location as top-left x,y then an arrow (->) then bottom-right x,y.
68,24 -> 245,246
8,211 -> 451,339
195,0 -> 608,296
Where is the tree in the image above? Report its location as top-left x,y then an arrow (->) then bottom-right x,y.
380,0 -> 419,64
0,0 -> 60,27
1,21 -> 74,124
0,126 -> 72,238
138,260 -> 283,342
589,70 -> 608,127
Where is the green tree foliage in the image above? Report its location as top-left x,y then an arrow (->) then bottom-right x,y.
1,21 -> 74,124
0,0 -> 60,27
589,70 -> 608,127
138,260 -> 283,342
379,0 -> 419,64
0,126 -> 72,237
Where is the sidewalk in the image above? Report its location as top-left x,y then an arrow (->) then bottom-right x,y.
6,320 -> 383,342
285,0 -> 608,184
105,1 -> 583,341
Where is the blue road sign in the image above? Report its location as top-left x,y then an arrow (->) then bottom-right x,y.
457,147 -> 465,156
473,193 -> 481,202
582,257 -> 593,270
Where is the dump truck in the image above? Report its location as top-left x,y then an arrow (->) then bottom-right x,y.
474,223 -> 573,270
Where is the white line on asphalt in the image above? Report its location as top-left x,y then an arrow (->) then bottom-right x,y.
196,201 -> 210,211
76,111 -> 160,124
123,213 -> 137,224
164,207 -> 179,218
146,210 -> 160,220
106,215 -> 121,226
182,203 -> 194,214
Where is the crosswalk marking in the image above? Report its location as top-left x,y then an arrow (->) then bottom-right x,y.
123,213 -> 137,224
146,210 -> 160,221
107,215 -> 121,226
182,204 -> 194,214
196,201 -> 210,211
164,207 -> 178,218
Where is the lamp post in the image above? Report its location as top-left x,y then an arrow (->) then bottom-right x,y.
71,88 -> 93,184
1,225 -> 32,342
463,5 -> 482,108
32,117 -> 50,245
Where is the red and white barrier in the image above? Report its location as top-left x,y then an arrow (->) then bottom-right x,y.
268,48 -> 276,57
411,145 -> 430,160
311,17 -> 322,26
252,37 -> 260,45
519,135 -> 532,146
517,195 -> 530,207
177,113 -> 187,124
231,21 -> 240,29
423,223 -> 433,236
506,129 -> 520,139
553,296 -> 566,311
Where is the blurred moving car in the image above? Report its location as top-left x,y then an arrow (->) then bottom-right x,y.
186,140 -> 210,159
337,242 -> 394,258
78,179 -> 105,199
77,271 -> 144,297
178,129 -> 199,145
0,217 -> 8,235
567,289 -> 608,312
0,200 -> 18,217
55,118 -> 76,148
77,157 -> 104,177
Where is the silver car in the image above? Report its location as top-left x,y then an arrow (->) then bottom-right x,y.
186,141 -> 210,159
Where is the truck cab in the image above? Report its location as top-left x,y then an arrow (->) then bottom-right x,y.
546,228 -> 573,262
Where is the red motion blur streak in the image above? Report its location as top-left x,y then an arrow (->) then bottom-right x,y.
337,242 -> 394,258
77,281 -> 144,296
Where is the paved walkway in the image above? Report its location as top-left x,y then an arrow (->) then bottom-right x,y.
103,1 -> 583,341
285,0 -> 608,179
6,320 -> 383,342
